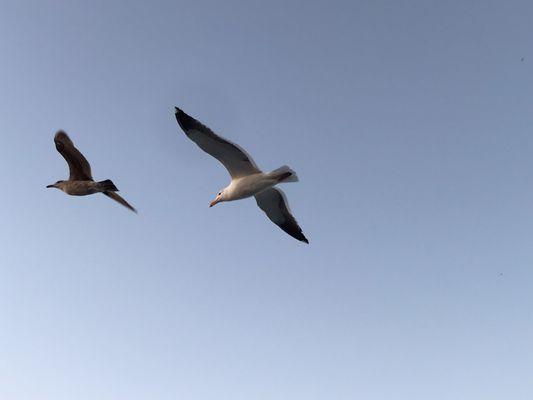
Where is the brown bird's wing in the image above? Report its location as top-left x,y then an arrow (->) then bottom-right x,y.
54,131 -> 93,181
103,191 -> 137,213
255,188 -> 308,243
175,107 -> 261,179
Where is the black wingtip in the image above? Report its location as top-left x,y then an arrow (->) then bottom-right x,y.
174,106 -> 197,132
298,233 -> 309,244
281,221 -> 309,244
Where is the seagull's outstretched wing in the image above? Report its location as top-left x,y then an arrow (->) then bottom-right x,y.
54,131 -> 93,181
255,188 -> 309,243
103,191 -> 137,213
175,107 -> 261,179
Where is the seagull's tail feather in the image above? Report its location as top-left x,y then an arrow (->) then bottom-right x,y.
269,165 -> 299,183
103,191 -> 137,213
97,179 -> 118,192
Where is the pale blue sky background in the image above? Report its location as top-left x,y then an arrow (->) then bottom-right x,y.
0,1 -> 532,399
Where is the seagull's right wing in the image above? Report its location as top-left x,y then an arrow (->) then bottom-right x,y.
54,131 -> 93,181
103,191 -> 137,213
175,107 -> 261,179
255,188 -> 309,243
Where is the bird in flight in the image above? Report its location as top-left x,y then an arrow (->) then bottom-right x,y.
175,107 -> 308,243
47,131 -> 137,213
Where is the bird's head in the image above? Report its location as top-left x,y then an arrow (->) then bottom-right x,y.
210,189 -> 226,207
46,180 -> 64,189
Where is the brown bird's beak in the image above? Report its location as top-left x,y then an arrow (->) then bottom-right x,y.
209,198 -> 219,208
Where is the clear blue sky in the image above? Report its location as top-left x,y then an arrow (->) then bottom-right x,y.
1,1 -> 532,399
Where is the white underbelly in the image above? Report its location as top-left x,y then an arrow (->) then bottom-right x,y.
229,174 -> 275,200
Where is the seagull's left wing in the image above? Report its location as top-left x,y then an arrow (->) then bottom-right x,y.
175,107 -> 261,179
255,188 -> 309,243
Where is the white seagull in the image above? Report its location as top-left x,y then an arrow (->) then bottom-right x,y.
175,107 -> 309,244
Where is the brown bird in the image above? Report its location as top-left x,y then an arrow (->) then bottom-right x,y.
46,131 -> 136,213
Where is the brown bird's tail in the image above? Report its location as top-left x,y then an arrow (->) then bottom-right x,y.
103,191 -> 137,213
97,179 -> 119,192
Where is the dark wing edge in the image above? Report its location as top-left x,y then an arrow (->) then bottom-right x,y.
174,107 -> 261,178
255,188 -> 309,244
103,191 -> 137,213
54,131 -> 93,181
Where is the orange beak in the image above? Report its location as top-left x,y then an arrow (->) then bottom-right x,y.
209,198 -> 219,207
